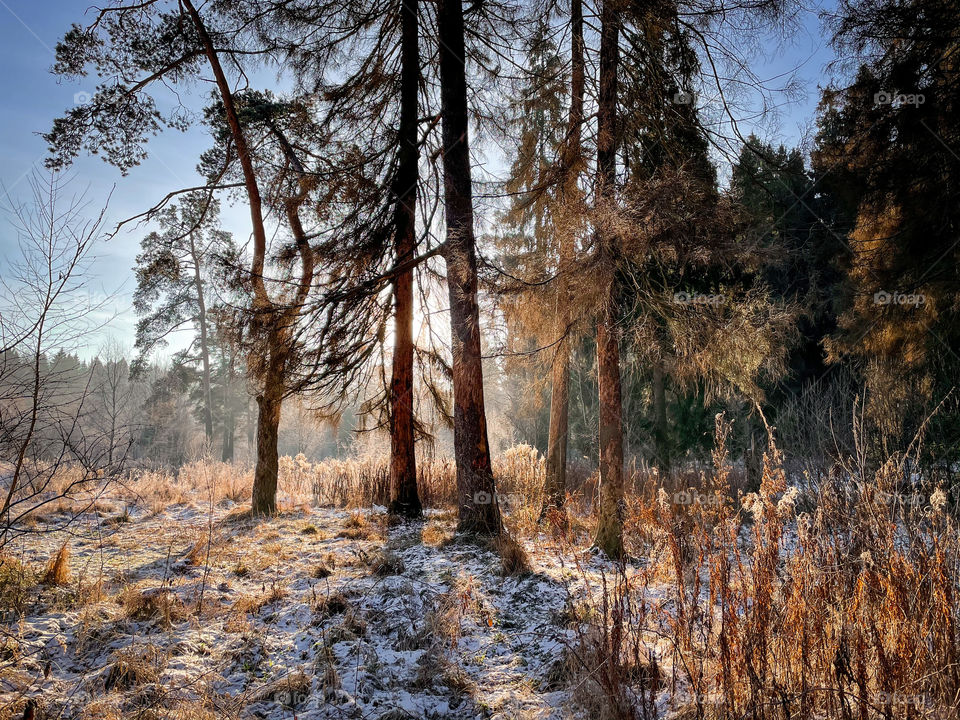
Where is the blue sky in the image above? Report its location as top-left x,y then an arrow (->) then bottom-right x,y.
0,0 -> 840,359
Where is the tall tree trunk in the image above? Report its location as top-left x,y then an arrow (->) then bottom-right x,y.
252,348 -> 285,516
543,340 -> 570,513
183,0 -> 304,516
222,409 -> 235,462
542,0 -> 585,518
437,0 -> 501,535
108,379 -> 117,465
592,0 -> 625,558
652,360 -> 670,471
189,233 -> 214,441
594,298 -> 625,557
248,119 -> 314,517
221,356 -> 236,462
389,0 -> 422,518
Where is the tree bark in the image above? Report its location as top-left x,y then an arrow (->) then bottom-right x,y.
542,0 -> 585,518
543,338 -> 570,513
388,0 -> 422,519
184,0 -> 316,516
437,0 -> 501,535
652,360 -> 670,471
246,398 -> 255,449
252,352 -> 284,516
592,0 -> 625,559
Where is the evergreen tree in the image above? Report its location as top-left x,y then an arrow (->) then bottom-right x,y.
815,0 -> 960,461
132,193 -> 237,444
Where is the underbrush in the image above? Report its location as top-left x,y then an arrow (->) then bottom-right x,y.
565,417 -> 959,719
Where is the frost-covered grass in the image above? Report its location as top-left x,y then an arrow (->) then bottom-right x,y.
2,436 -> 959,720
0,496 -> 622,720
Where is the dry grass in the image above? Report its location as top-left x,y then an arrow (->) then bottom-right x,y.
118,586 -> 188,627
232,583 -> 286,617
0,555 -> 36,620
490,532 -> 531,576
362,548 -> 405,576
311,552 -> 337,578
103,643 -> 166,691
41,542 -> 70,586
422,521 -> 455,547
250,670 -> 311,707
567,417 -> 959,719
312,590 -> 350,621
183,528 -> 227,566
6,431 -> 956,719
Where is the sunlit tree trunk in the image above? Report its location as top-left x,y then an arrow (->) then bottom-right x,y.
542,0 -> 585,518
389,0 -> 422,518
543,339 -> 570,512
438,0 -> 501,535
592,0 -> 625,558
222,410 -> 235,462
252,338 -> 286,515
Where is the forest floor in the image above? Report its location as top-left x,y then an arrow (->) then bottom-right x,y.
0,496 -> 669,720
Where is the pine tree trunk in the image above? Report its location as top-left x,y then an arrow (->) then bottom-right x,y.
542,0 -> 585,517
246,398 -> 255,448
222,407 -> 235,462
592,0 -> 624,558
389,0 -> 422,519
594,298 -> 625,557
543,337 -> 570,512
652,360 -> 670,471
221,357 -> 237,462
252,366 -> 283,515
190,234 -> 214,442
251,330 -> 287,516
437,0 -> 501,535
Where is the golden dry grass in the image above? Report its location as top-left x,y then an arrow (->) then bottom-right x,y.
566,420 -> 959,720
41,542 -> 70,586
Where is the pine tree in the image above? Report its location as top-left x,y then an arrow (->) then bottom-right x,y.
816,0 -> 960,459
592,0 -> 626,559
132,193 -> 237,444
387,0 -> 423,519
438,0 -> 502,535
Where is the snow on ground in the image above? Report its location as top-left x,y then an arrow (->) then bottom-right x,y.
0,499 -> 635,719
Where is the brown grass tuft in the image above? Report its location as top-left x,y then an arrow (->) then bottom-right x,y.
251,670 -> 312,707
119,586 -> 187,627
104,643 -> 166,691
41,542 -> 71,586
363,549 -> 405,576
491,533 -> 531,576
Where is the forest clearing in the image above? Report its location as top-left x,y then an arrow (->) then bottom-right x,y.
1,0 -> 959,717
